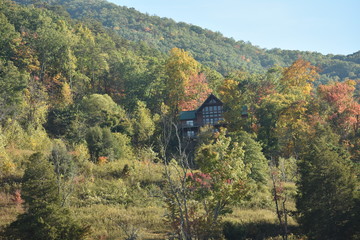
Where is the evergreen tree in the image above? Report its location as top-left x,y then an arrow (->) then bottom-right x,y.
296,126 -> 358,240
3,153 -> 89,240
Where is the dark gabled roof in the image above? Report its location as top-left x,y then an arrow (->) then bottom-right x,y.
179,110 -> 197,120
179,94 -> 223,120
196,94 -> 223,112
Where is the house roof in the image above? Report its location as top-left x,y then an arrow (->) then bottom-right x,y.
179,94 -> 223,121
179,110 -> 197,120
197,94 -> 223,112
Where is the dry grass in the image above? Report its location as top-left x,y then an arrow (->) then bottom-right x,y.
73,204 -> 168,240
222,182 -> 301,240
0,155 -> 303,240
0,193 -> 24,228
224,206 -> 298,226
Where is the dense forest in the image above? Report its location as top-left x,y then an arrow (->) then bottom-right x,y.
0,0 -> 359,240
12,0 -> 360,84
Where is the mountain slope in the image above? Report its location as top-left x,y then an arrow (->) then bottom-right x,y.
14,0 -> 360,82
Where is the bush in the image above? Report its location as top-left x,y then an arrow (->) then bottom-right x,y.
85,127 -> 116,162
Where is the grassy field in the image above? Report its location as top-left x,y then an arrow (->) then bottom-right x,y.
1,157 -> 302,240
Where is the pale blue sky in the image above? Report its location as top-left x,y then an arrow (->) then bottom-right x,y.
107,0 -> 360,55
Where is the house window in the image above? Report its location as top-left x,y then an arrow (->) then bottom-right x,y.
186,130 -> 195,137
186,120 -> 194,126
203,105 -> 223,125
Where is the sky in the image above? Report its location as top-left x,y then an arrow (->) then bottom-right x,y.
107,0 -> 360,55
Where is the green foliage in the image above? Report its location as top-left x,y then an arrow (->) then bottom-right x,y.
85,126 -> 132,162
278,157 -> 298,182
86,126 -> 114,162
0,60 -> 27,121
50,140 -> 74,180
230,131 -> 271,206
113,132 -> 134,160
26,126 -> 52,152
21,153 -> 59,206
2,152 -> 89,240
2,120 -> 27,149
3,204 -> 89,240
21,77 -> 49,129
15,0 -> 360,83
0,130 -> 15,179
296,126 -> 358,240
45,105 -> 80,139
231,131 -> 269,185
223,221 -> 302,240
169,131 -> 250,238
0,13 -> 19,59
0,1 -> 359,239
80,94 -> 132,132
49,139 -> 76,205
131,101 -> 155,146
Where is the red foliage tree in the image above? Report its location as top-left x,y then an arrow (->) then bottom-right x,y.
318,80 -> 360,135
179,73 -> 212,111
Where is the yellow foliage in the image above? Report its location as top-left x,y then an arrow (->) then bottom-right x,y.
165,48 -> 200,110
218,79 -> 248,129
280,59 -> 319,95
264,91 -> 312,157
0,157 -> 15,178
345,79 -> 356,87
3,120 -> 27,149
0,133 -> 15,178
72,143 -> 90,163
218,79 -> 241,103
61,81 -> 73,106
27,127 -> 52,152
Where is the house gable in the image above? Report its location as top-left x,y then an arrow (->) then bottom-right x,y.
180,94 -> 224,138
196,94 -> 223,112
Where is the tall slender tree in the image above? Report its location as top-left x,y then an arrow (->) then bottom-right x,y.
164,48 -> 200,112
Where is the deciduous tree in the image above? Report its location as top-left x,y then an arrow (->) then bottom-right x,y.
164,48 -> 200,112
318,80 -> 360,138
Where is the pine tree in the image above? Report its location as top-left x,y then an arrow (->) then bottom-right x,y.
3,153 -> 89,240
296,126 -> 358,240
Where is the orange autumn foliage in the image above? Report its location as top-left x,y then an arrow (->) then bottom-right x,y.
318,80 -> 360,133
179,73 -> 212,111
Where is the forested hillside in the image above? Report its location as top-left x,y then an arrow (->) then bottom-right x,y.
14,0 -> 360,84
0,0 -> 359,239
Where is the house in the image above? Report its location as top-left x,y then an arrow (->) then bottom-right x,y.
179,94 -> 225,138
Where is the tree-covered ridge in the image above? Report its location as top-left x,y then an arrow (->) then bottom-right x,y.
13,0 -> 360,84
1,0 -> 173,112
